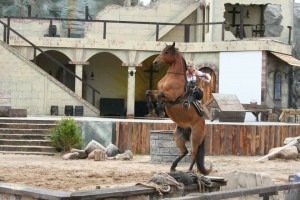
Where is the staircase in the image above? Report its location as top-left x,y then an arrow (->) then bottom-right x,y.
0,118 -> 59,155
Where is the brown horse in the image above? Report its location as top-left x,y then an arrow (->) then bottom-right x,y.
145,42 -> 212,175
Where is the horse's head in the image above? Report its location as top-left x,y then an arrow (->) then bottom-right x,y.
153,42 -> 178,67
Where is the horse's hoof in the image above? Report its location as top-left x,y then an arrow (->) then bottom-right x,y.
170,168 -> 176,172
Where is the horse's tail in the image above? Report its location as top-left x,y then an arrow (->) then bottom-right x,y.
196,138 -> 212,175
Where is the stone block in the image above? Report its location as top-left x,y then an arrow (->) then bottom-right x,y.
8,109 -> 27,117
0,106 -> 11,117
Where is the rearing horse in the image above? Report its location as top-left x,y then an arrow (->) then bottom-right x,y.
145,42 -> 212,175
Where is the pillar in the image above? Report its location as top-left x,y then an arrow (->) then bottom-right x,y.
127,66 -> 136,118
75,64 -> 83,97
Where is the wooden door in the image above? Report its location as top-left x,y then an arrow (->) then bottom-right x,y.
199,67 -> 216,104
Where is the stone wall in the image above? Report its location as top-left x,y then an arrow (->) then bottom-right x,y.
0,40 -> 99,116
150,130 -> 191,163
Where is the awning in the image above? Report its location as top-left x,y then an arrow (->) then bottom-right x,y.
270,51 -> 300,67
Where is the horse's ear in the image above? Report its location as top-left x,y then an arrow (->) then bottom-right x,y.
172,42 -> 175,48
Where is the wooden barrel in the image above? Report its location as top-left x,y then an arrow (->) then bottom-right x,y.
94,149 -> 106,161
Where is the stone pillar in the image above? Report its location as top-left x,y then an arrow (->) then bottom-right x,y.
75,64 -> 83,97
127,66 -> 136,118
196,6 -> 204,42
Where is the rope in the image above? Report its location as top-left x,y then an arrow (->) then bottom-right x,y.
137,172 -> 184,196
187,172 -> 212,192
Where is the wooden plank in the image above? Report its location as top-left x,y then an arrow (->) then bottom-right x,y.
205,124 -> 212,155
249,126 -> 257,156
263,126 -> 270,155
239,125 -> 246,155
219,124 -> 225,155
224,125 -> 233,155
211,124 -> 221,155
269,126 -> 275,149
231,125 -> 237,155
255,127 -> 261,155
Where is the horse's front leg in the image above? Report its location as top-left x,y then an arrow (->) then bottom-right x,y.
145,90 -> 158,117
157,92 -> 165,118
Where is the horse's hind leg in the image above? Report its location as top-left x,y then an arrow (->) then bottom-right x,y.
170,126 -> 190,171
145,90 -> 158,117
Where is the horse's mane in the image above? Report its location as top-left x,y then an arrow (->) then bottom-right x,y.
164,44 -> 187,73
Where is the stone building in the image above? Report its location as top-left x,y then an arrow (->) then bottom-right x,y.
0,0 -> 299,120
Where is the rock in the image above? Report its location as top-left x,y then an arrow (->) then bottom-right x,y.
62,152 -> 79,160
71,148 -> 88,159
87,150 -> 96,159
124,150 -> 133,159
219,171 -> 273,191
269,146 -> 299,160
106,143 -> 121,157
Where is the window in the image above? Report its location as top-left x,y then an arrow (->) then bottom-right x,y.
274,71 -> 282,100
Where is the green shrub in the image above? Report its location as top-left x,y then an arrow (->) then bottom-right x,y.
48,117 -> 83,152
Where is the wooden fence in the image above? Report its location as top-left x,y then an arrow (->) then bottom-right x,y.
115,121 -> 300,156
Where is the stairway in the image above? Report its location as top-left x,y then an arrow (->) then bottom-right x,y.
0,118 -> 59,155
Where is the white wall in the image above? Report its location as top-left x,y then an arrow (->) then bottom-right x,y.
219,51 -> 262,121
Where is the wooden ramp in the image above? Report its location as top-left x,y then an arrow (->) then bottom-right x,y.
202,93 -> 246,122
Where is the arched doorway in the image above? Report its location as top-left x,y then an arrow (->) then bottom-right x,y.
197,64 -> 218,104
85,52 -> 125,116
134,55 -> 168,117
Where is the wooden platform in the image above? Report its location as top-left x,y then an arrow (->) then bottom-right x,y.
203,94 -> 246,122
203,94 -> 272,122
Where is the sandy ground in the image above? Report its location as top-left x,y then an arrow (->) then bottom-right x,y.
0,153 -> 299,192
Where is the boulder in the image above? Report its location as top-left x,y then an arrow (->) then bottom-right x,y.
269,146 -> 299,160
106,143 -> 121,157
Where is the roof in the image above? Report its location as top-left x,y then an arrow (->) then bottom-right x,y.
270,52 -> 300,67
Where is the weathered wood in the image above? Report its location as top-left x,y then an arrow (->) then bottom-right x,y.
115,120 -> 300,156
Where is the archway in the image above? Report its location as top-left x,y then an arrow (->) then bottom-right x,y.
86,52 -> 125,116
35,50 -> 74,91
197,63 -> 218,104
134,55 -> 168,117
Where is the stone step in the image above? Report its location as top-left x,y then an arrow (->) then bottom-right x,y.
0,145 -> 57,153
0,151 -> 57,156
0,118 -> 58,124
0,128 -> 49,134
0,134 -> 48,140
0,123 -> 55,129
0,139 -> 51,146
